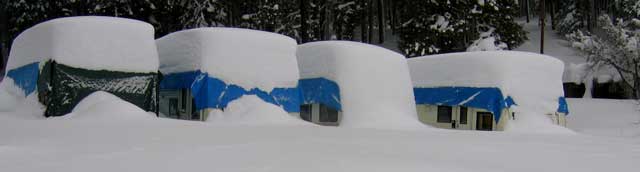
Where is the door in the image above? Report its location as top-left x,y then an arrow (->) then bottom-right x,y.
476,112 -> 493,131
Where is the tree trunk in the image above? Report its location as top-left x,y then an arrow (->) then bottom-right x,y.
540,0 -> 545,54
360,0 -> 368,43
525,0 -> 530,23
368,0 -> 374,44
0,2 -> 8,78
377,0 -> 384,44
550,0 -> 556,30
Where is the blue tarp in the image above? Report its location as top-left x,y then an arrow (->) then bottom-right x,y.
160,71 -> 300,113
6,62 -> 40,96
414,87 -> 569,122
414,87 -> 514,122
299,78 -> 341,111
557,97 -> 569,114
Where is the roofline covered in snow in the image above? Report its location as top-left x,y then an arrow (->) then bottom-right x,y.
8,16 -> 158,72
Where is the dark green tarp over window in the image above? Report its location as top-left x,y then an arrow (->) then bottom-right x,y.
38,60 -> 158,117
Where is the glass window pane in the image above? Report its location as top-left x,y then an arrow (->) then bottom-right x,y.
319,104 -> 338,122
460,106 -> 467,124
437,106 -> 452,123
300,104 -> 312,122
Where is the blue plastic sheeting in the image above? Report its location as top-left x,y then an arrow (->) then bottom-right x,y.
6,62 -> 40,96
557,97 -> 569,115
160,71 -> 300,113
299,78 -> 341,111
414,87 -> 514,122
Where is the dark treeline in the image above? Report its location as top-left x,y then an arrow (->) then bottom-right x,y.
0,0 -> 528,76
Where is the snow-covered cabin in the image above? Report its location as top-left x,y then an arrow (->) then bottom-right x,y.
156,28 -> 300,121
3,16 -> 159,117
297,41 -> 424,129
408,51 -> 569,131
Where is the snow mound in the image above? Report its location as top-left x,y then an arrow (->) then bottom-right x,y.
206,95 -> 310,126
7,16 -> 158,72
298,41 -> 426,130
0,78 -> 44,119
409,51 -> 572,133
156,27 -> 298,91
567,98 -> 640,138
62,91 -> 155,121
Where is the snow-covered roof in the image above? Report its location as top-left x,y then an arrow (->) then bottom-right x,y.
156,27 -> 299,91
7,16 -> 159,73
409,51 -> 568,131
297,41 -> 424,129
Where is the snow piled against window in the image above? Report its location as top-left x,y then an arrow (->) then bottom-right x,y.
206,95 -> 310,126
156,28 -> 299,92
7,16 -> 159,73
297,41 -> 426,130
409,51 -> 572,133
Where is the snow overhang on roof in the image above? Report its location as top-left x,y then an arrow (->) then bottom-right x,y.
8,16 -> 158,73
409,51 -> 568,117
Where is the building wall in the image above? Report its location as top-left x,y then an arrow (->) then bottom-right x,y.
417,104 -> 513,131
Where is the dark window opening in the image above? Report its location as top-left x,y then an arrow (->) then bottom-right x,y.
180,89 -> 187,111
300,104 -> 312,122
169,98 -> 178,118
460,106 -> 468,124
437,106 -> 452,123
191,98 -> 199,120
319,104 -> 339,123
476,112 -> 493,131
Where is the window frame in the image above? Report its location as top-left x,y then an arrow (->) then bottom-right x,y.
437,105 -> 452,123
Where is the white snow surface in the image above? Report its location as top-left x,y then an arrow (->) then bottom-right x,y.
409,51 -> 571,133
206,95 -> 311,126
0,105 -> 639,172
156,27 -> 299,91
297,41 -> 425,130
60,91 -> 156,121
7,16 -> 158,72
567,98 -> 640,138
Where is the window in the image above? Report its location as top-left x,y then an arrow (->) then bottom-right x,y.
319,104 -> 339,123
476,112 -> 493,131
460,106 -> 468,124
169,98 -> 178,118
300,104 -> 312,122
180,89 -> 187,111
191,98 -> 199,120
437,106 -> 452,123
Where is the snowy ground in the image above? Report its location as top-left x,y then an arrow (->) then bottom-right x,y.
1,97 -> 640,172
567,98 -> 640,138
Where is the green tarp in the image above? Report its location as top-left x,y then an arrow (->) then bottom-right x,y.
38,60 -> 158,117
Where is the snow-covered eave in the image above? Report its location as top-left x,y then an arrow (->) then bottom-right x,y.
8,16 -> 159,73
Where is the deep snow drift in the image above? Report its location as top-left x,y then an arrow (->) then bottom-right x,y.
297,41 -> 425,129
156,27 -> 299,91
0,16 -> 159,115
7,16 -> 158,73
0,102 -> 638,172
567,98 -> 640,138
206,95 -> 311,126
409,51 -> 571,133
61,91 -> 156,121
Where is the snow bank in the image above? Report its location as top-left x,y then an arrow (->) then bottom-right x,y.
62,91 -> 155,121
206,95 -> 310,126
0,78 -> 44,119
409,51 -> 572,133
297,41 -> 425,130
567,98 -> 640,138
7,16 -> 158,73
156,27 -> 299,91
